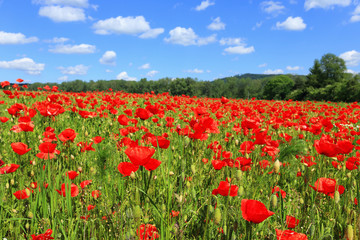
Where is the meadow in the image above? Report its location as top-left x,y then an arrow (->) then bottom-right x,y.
0,80 -> 359,239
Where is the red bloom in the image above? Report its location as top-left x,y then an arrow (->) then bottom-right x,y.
77,141 -> 95,152
1,81 -> 10,88
118,162 -> 139,176
0,164 -> 20,174
309,178 -> 345,198
241,199 -> 274,224
11,142 -> 32,155
135,108 -> 152,120
0,117 -> 9,123
125,146 -> 156,166
66,171 -> 79,180
92,136 -> 104,144
118,114 -> 130,126
80,180 -> 92,189
16,78 -> 24,83
58,128 -> 77,142
137,224 -> 160,240
87,204 -> 96,211
212,181 -> 238,197
286,215 -> 300,229
92,190 -> 101,199
56,183 -> 79,197
314,135 -> 340,157
13,188 -> 31,200
37,142 -> 60,159
31,229 -> 54,240
275,229 -> 308,240
272,186 -> 286,199
143,158 -> 162,171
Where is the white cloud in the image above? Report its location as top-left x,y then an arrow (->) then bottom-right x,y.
275,16 -> 306,31
164,27 -> 216,46
99,51 -> 116,65
0,31 -> 38,44
264,69 -> 284,74
147,70 -> 159,77
139,28 -> 164,39
116,71 -> 137,81
252,22 -> 263,30
340,50 -> 360,66
186,68 -> 204,73
33,0 -> 89,8
58,64 -> 89,75
219,37 -> 244,46
0,57 -> 45,75
304,0 -> 351,10
93,16 -> 154,36
346,69 -> 358,75
44,37 -> 69,43
223,45 -> 255,55
58,75 -> 69,81
207,17 -> 225,31
105,69 -> 113,73
258,63 -> 268,67
350,5 -> 360,22
139,63 -> 150,69
195,0 -> 215,11
261,1 -> 285,15
39,5 -> 86,22
49,43 -> 96,54
286,66 -> 301,71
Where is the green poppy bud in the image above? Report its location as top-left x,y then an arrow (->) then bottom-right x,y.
347,225 -> 353,240
214,208 -> 221,225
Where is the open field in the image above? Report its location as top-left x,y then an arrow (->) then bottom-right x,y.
0,83 -> 359,239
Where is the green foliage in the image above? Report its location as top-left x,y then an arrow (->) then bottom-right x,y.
263,75 -> 294,100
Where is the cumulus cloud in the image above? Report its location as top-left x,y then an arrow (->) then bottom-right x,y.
346,69 -> 359,75
58,75 -> 69,81
195,0 -> 215,11
139,63 -> 150,69
186,68 -> 204,73
207,17 -> 225,31
286,66 -> 301,71
99,51 -> 116,65
264,69 -> 284,74
350,5 -> 360,23
0,31 -> 38,44
58,64 -> 89,75
49,43 -> 96,54
44,37 -> 69,43
39,5 -> 86,22
0,57 -> 45,75
304,0 -> 351,10
139,28 -> 164,39
147,70 -> 159,77
219,37 -> 244,46
223,46 -> 255,55
275,16 -> 306,31
261,1 -> 285,15
116,71 -> 137,81
164,27 -> 216,46
33,0 -> 89,8
93,16 -> 163,39
340,50 -> 360,67
258,63 -> 268,67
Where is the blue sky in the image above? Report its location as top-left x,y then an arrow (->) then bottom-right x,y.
0,0 -> 359,83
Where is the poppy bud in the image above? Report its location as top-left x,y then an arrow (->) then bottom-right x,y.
32,160 -> 36,165
214,208 -> 221,225
82,125 -> 85,131
12,209 -> 17,213
133,205 -> 142,222
78,167 -> 82,173
300,198 -> 304,204
209,205 -> 214,214
347,172 -> 352,178
347,225 -> 353,240
144,216 -> 149,224
270,194 -> 278,209
25,223 -> 30,229
236,170 -> 242,181
310,225 -> 315,236
334,191 -> 340,203
10,179 -> 15,185
186,182 -> 191,188
71,155 -> 75,160
5,183 -> 9,189
169,171 -> 174,176
30,170 -> 35,177
85,131 -> 89,137
191,164 -> 196,174
130,171 -> 136,179
274,160 -> 280,173
238,186 -> 244,196
235,139 -> 239,145
27,211 -> 34,219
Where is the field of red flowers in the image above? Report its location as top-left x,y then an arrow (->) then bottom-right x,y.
0,80 -> 359,239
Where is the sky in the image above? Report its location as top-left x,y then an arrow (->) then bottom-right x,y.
0,0 -> 359,84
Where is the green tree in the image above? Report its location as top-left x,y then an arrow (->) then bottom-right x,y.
263,75 -> 294,100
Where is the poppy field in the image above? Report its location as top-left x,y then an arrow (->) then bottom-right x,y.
0,80 -> 359,240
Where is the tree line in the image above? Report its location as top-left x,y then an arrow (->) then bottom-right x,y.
11,53 -> 360,102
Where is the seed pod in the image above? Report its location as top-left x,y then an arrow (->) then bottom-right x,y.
133,205 -> 142,222
347,225 -> 353,240
214,208 -> 221,225
334,191 -> 340,204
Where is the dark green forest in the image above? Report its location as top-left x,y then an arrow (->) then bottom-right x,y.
14,53 -> 360,102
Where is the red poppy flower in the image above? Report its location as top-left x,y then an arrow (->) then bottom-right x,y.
118,114 -> 130,126
137,224 -> 160,240
272,186 -> 286,199
0,117 -> 9,123
87,204 -> 96,211
135,108 -> 152,120
0,164 -> 20,174
16,78 -> 24,83
37,142 -> 60,159
143,158 -> 162,171
92,136 -> 104,144
56,183 -> 79,197
0,159 -> 4,167
77,141 -> 95,152
92,190 -> 101,199
314,136 -> 340,157
212,181 -> 238,197
241,199 -> 274,224
13,188 -> 31,200
1,81 -> 10,88
118,162 -> 139,176
125,146 -> 156,166
58,128 -> 77,143
11,142 -> 32,155
286,215 -> 300,228
66,171 -> 79,180
309,178 -> 345,198
275,229 -> 308,240
80,180 -> 92,189
31,229 -> 54,240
